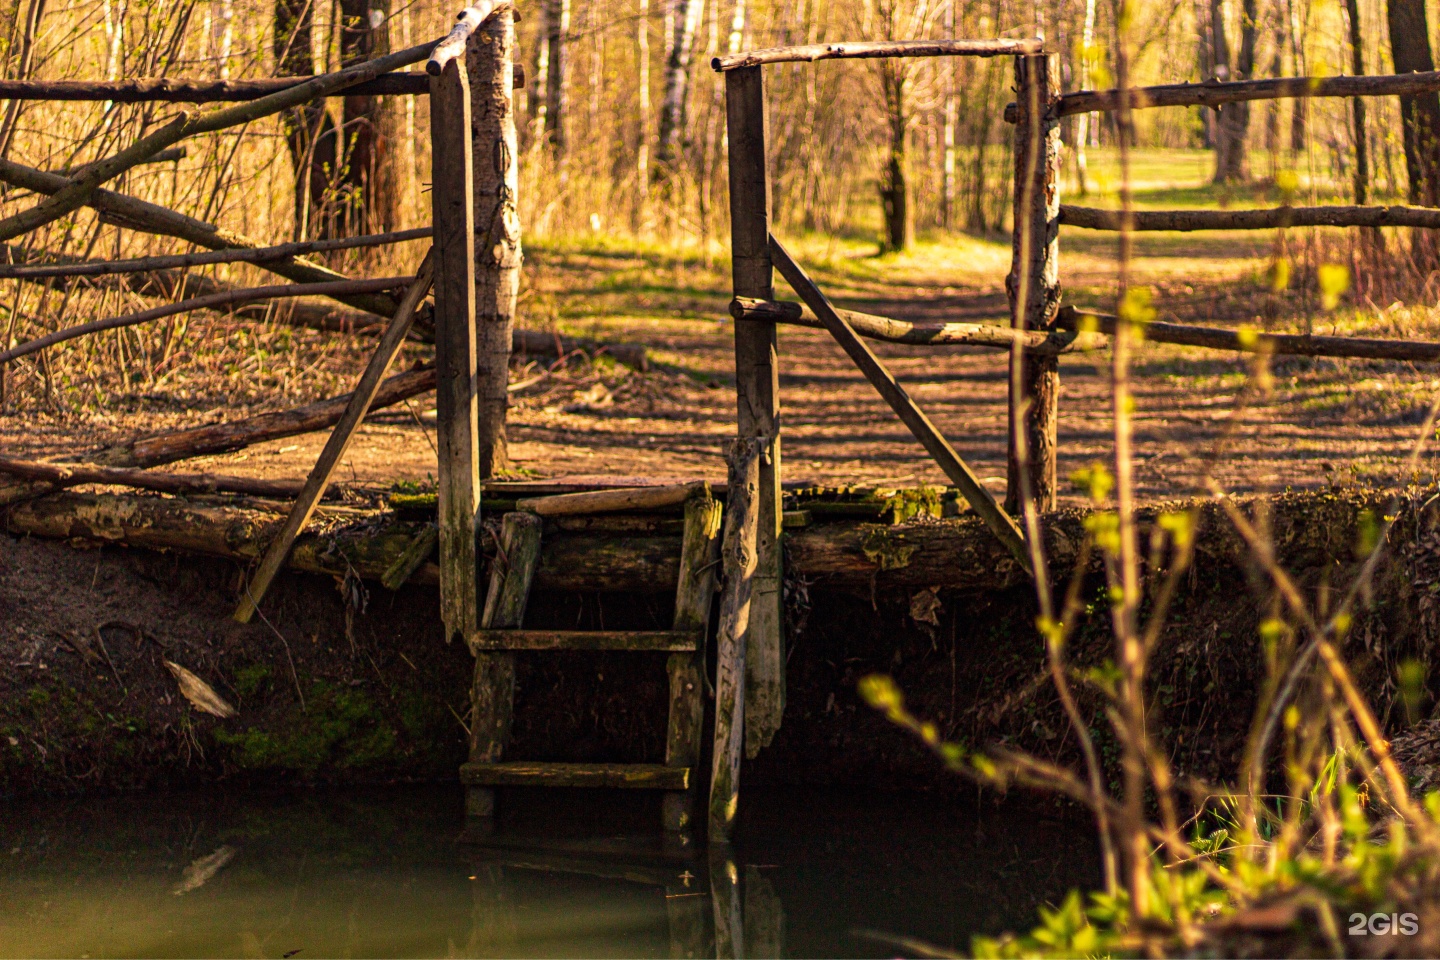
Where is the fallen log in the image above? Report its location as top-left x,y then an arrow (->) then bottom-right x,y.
1059,203 -> 1440,232
92,365 -> 440,468
730,297 -> 1103,354
0,456 -> 321,499
2,490 -> 436,585
0,487 -> 1400,593
1057,306 -> 1440,363
516,481 -> 707,516
0,276 -> 415,365
0,329 -> 633,508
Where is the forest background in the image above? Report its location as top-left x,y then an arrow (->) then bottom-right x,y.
0,0 -> 1435,434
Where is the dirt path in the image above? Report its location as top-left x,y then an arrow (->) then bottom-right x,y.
4,226 -> 1439,507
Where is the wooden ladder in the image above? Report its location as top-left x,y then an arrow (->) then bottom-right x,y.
460,488 -> 722,841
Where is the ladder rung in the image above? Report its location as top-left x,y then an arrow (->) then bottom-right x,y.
460,761 -> 690,790
469,629 -> 701,652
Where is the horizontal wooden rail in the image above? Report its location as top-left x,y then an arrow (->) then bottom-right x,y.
1056,306 -> 1440,362
0,455 -> 319,499
0,227 -> 431,279
1059,203 -> 1440,232
459,761 -> 689,789
0,39 -> 446,245
731,296 -> 1104,354
1004,70 -> 1440,122
713,38 -> 1042,72
0,155 -> 400,318
0,73 -> 430,102
469,629 -> 701,651
0,276 -> 414,364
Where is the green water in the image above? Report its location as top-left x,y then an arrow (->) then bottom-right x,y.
0,786 -> 1098,958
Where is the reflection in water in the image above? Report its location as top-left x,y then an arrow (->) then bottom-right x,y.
0,786 -> 1098,958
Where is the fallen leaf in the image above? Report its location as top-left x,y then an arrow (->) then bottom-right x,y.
173,845 -> 237,896
909,586 -> 942,626
164,661 -> 236,719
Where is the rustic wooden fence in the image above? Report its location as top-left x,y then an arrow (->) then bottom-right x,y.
718,44 -> 1440,583
0,2 -> 524,636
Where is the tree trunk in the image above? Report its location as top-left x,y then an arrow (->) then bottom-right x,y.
544,0 -> 569,159
467,11 -> 521,478
527,0 -> 551,148
1386,0 -> 1440,207
940,0 -> 958,219
635,0 -> 651,230
1345,0 -> 1370,205
879,70 -> 912,252
655,0 -> 702,183
338,0 -> 399,234
1191,0 -> 1213,148
1073,0 -> 1097,195
1210,0 -> 1256,183
274,0 -> 340,238
1287,0 -> 1307,152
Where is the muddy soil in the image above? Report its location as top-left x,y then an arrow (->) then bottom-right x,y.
5,486 -> 1439,799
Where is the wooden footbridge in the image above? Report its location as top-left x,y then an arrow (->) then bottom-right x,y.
9,2 -> 1440,856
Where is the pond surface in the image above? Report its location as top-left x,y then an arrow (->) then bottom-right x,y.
0,786 -> 1098,958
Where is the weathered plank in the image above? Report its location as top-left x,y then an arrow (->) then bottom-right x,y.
725,65 -> 786,761
460,761 -> 690,789
468,629 -> 698,651
431,55 -> 481,645
467,511 -> 541,817
710,439 -> 761,843
233,252 -> 435,623
664,495 -> 722,837
517,481 -> 708,516
1006,53 -> 1060,514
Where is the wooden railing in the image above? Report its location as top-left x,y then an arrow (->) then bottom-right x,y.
0,2 -> 521,641
714,51 -> 1440,828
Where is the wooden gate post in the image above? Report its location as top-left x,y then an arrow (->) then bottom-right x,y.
1006,52 -> 1060,515
466,6 -> 520,478
431,50 -> 480,644
724,65 -> 785,760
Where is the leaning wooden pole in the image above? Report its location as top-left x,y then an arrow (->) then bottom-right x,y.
724,64 -> 785,761
1006,52 -> 1060,515
709,437 -> 761,845
466,5 -> 521,477
769,236 -> 1033,574
431,47 -> 482,645
233,252 -> 435,623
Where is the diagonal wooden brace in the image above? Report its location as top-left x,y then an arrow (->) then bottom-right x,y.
767,234 -> 1033,576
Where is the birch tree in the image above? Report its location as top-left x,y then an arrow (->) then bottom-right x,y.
654,0 -> 702,185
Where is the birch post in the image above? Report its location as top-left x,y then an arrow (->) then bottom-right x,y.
724,65 -> 785,761
663,494 -> 722,840
466,7 -> 521,477
1005,53 -> 1060,515
709,437 -> 761,844
431,52 -> 481,644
